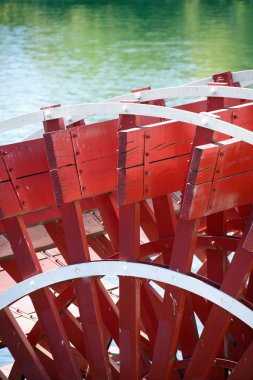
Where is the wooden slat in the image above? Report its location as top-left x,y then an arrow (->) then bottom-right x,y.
1,139 -> 48,179
182,139 -> 253,219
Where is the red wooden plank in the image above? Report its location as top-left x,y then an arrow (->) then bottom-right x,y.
140,281 -> 161,352
147,154 -> 188,198
0,181 -> 21,219
150,127 -> 215,379
182,138 -> 253,219
1,139 -> 48,178
0,308 -> 50,380
144,121 -> 194,162
44,129 -> 75,169
152,194 -> 176,265
0,153 -> 9,182
118,166 -> 143,204
184,214 -> 253,380
140,200 -> 159,241
50,165 -> 81,203
72,118 -> 118,162
118,128 -> 144,169
3,216 -> 81,380
216,139 -> 253,178
60,201 -> 112,379
181,182 -> 213,220
0,197 -> 96,234
95,193 -> 119,252
232,102 -> 253,133
119,204 -> 140,380
208,171 -> 253,213
16,172 -> 55,211
187,143 -> 219,185
78,155 -> 117,197
228,342 -> 253,380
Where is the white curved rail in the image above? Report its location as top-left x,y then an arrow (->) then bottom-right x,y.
2,101 -> 253,145
0,84 -> 253,134
39,103 -> 253,145
0,261 -> 252,328
122,85 -> 253,103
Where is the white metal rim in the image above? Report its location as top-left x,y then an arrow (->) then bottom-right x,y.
0,261 -> 252,329
40,102 -> 253,145
0,78 -> 252,133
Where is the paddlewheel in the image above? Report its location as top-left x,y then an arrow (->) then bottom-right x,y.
0,70 -> 253,380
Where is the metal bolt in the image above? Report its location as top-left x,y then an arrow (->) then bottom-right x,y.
145,152 -> 150,157
202,117 -> 208,126
8,167 -> 13,172
145,171 -> 149,175
210,87 -> 216,95
122,105 -> 128,113
217,76 -> 224,82
75,151 -> 80,156
15,185 -> 20,190
145,134 -> 150,139
45,111 -> 52,119
134,92 -> 141,100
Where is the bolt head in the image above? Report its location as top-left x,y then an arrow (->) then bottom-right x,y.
134,92 -> 141,100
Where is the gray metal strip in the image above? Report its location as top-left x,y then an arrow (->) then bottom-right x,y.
0,261 -> 252,328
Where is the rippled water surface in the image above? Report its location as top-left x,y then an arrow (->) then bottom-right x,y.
0,0 -> 253,142
0,0 -> 253,367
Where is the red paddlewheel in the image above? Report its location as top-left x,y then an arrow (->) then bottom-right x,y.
0,70 -> 253,379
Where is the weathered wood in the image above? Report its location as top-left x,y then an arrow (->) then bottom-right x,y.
182,139 -> 253,219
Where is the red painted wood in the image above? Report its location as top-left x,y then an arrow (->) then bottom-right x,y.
149,126 -> 215,379
0,181 -> 21,219
44,129 -> 75,169
182,138 -> 253,219
228,342 -> 253,380
95,194 -> 119,252
184,212 -> 253,380
40,104 -> 65,133
3,216 -> 81,380
140,281 -> 161,352
60,201 -> 112,379
119,203 -> 140,380
0,153 -> 9,182
0,308 -> 50,380
1,139 -> 48,178
140,201 -> 159,241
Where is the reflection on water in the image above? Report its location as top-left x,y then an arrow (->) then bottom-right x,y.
0,0 -> 253,139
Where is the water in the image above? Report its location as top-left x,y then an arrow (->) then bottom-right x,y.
0,0 -> 252,368
0,0 -> 253,143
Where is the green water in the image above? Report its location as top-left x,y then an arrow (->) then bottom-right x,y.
0,0 -> 253,141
